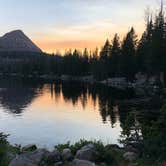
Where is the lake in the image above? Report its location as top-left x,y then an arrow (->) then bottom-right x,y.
0,78 -> 136,149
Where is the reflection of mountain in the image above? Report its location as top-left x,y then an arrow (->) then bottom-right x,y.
0,78 -> 42,114
0,88 -> 36,114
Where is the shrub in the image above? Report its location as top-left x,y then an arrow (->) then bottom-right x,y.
0,132 -> 9,166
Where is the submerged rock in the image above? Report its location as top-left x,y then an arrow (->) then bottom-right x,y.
76,144 -> 99,162
73,159 -> 96,166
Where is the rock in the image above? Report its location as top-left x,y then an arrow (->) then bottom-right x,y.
123,152 -> 138,162
73,159 -> 96,166
9,149 -> 47,166
46,149 -> 61,162
22,144 -> 37,152
62,148 -> 73,161
76,144 -> 99,162
54,161 -> 63,166
27,149 -> 47,163
9,155 -> 37,166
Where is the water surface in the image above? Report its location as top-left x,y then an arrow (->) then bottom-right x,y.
0,78 -> 135,149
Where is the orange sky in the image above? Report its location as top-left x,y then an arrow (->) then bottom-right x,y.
34,21 -> 145,54
0,0 -> 159,54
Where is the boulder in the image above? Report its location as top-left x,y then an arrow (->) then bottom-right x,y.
46,149 -> 61,162
9,155 -> 37,166
76,144 -> 99,162
9,149 -> 47,166
123,152 -> 138,162
27,149 -> 47,163
62,148 -> 73,161
73,159 -> 96,166
22,144 -> 37,152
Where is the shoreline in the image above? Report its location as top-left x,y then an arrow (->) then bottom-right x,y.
0,73 -> 164,90
1,137 -> 140,166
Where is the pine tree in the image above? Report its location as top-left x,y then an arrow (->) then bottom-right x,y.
100,39 -> 112,60
137,17 -> 153,72
110,34 -> 121,76
82,48 -> 89,74
152,3 -> 165,72
121,27 -> 137,77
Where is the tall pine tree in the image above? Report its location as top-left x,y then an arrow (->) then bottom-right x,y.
121,27 -> 137,77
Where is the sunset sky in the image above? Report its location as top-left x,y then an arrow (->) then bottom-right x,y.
0,0 -> 161,53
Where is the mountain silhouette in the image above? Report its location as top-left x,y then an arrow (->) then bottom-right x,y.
0,30 -> 42,53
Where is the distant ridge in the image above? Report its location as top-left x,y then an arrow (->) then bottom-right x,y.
0,30 -> 42,53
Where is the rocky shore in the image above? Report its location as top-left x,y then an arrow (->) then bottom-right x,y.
4,141 -> 141,166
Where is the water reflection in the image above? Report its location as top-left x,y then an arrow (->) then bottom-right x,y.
0,79 -> 136,125
0,78 -> 136,148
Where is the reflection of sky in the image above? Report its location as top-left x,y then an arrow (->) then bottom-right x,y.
0,84 -> 122,149
0,0 -> 159,52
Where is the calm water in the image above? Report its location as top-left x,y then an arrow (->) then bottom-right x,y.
0,78 -> 135,149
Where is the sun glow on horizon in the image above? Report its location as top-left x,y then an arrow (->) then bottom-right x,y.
0,0 -> 158,54
34,21 -> 145,54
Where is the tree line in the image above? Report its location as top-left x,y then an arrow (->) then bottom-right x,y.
0,5 -> 166,80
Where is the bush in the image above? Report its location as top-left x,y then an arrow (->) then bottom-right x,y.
0,132 -> 9,166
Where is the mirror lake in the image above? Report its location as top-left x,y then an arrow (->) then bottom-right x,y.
0,78 -> 138,149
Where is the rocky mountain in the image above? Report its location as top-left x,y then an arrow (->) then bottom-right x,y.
0,30 -> 42,53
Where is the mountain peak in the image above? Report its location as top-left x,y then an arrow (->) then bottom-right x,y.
6,29 -> 24,34
0,30 -> 42,53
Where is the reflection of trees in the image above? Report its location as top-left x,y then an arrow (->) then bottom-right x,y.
54,84 -> 61,98
61,82 -> 88,106
0,78 -> 136,128
88,85 -> 135,126
59,83 -> 134,126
